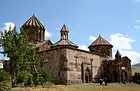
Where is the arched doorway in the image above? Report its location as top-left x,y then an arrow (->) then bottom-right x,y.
121,71 -> 127,82
113,71 -> 118,82
85,67 -> 91,83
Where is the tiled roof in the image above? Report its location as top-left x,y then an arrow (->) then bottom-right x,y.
52,39 -> 78,48
121,56 -> 131,62
36,40 -> 52,48
22,15 -> 45,29
89,35 -> 113,47
60,24 -> 69,32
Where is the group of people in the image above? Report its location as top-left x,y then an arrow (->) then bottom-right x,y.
99,77 -> 127,86
100,77 -> 108,86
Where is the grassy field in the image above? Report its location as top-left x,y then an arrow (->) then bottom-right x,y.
10,66 -> 140,91
132,66 -> 140,75
11,83 -> 140,91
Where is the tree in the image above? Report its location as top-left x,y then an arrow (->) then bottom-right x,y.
0,27 -> 45,87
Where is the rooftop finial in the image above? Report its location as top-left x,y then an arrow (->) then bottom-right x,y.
99,34 -> 101,37
64,24 -> 66,26
33,13 -> 35,16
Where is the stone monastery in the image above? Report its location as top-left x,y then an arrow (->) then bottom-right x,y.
21,15 -> 132,84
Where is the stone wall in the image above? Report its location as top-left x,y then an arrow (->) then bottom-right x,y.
42,48 -> 67,84
24,27 -> 45,41
41,47 -> 107,84
66,48 -> 102,84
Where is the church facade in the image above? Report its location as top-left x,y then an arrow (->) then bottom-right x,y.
22,15 -> 132,84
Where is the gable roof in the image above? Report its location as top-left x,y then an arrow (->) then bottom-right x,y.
88,35 -> 113,48
22,15 -> 45,29
121,56 -> 131,62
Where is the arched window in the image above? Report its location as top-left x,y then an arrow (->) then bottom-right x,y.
36,30 -> 38,40
38,29 -> 40,40
108,50 -> 110,56
64,33 -> 65,39
74,56 -> 78,67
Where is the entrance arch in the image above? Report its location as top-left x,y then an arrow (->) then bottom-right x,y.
85,67 -> 91,83
113,71 -> 118,82
121,71 -> 127,82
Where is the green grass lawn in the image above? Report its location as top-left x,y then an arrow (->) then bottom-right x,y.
11,83 -> 140,91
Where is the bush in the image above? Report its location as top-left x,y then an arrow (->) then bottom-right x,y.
132,72 -> 140,84
0,69 -> 10,82
32,74 -> 45,86
17,71 -> 54,86
25,74 -> 33,86
32,71 -> 54,86
17,71 -> 33,85
0,81 -> 11,91
40,71 -> 53,82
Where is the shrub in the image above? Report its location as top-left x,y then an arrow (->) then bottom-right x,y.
17,71 -> 33,86
40,71 -> 53,82
32,71 -> 54,85
132,72 -> 140,84
0,81 -> 11,91
17,71 -> 54,86
0,69 -> 10,82
25,74 -> 33,86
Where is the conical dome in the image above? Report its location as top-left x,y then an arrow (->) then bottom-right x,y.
21,15 -> 45,42
88,35 -> 113,48
22,15 -> 45,29
60,24 -> 69,32
115,50 -> 121,58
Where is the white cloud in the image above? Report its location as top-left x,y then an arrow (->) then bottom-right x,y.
109,33 -> 135,50
133,19 -> 140,29
113,50 -> 140,65
45,30 -> 52,37
133,20 -> 140,29
89,36 -> 96,41
134,25 -> 139,29
110,33 -> 140,64
56,28 -> 59,31
78,45 -> 89,51
1,57 -> 10,60
0,22 -> 15,32
119,50 -> 140,65
79,33 -> 140,64
112,52 -> 116,59
136,20 -> 140,22
78,33 -> 140,64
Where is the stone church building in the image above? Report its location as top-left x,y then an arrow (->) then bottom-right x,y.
22,15 -> 132,84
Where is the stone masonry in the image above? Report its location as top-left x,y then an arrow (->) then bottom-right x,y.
22,15 -> 132,84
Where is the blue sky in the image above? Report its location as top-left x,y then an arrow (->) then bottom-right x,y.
0,0 -> 140,64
